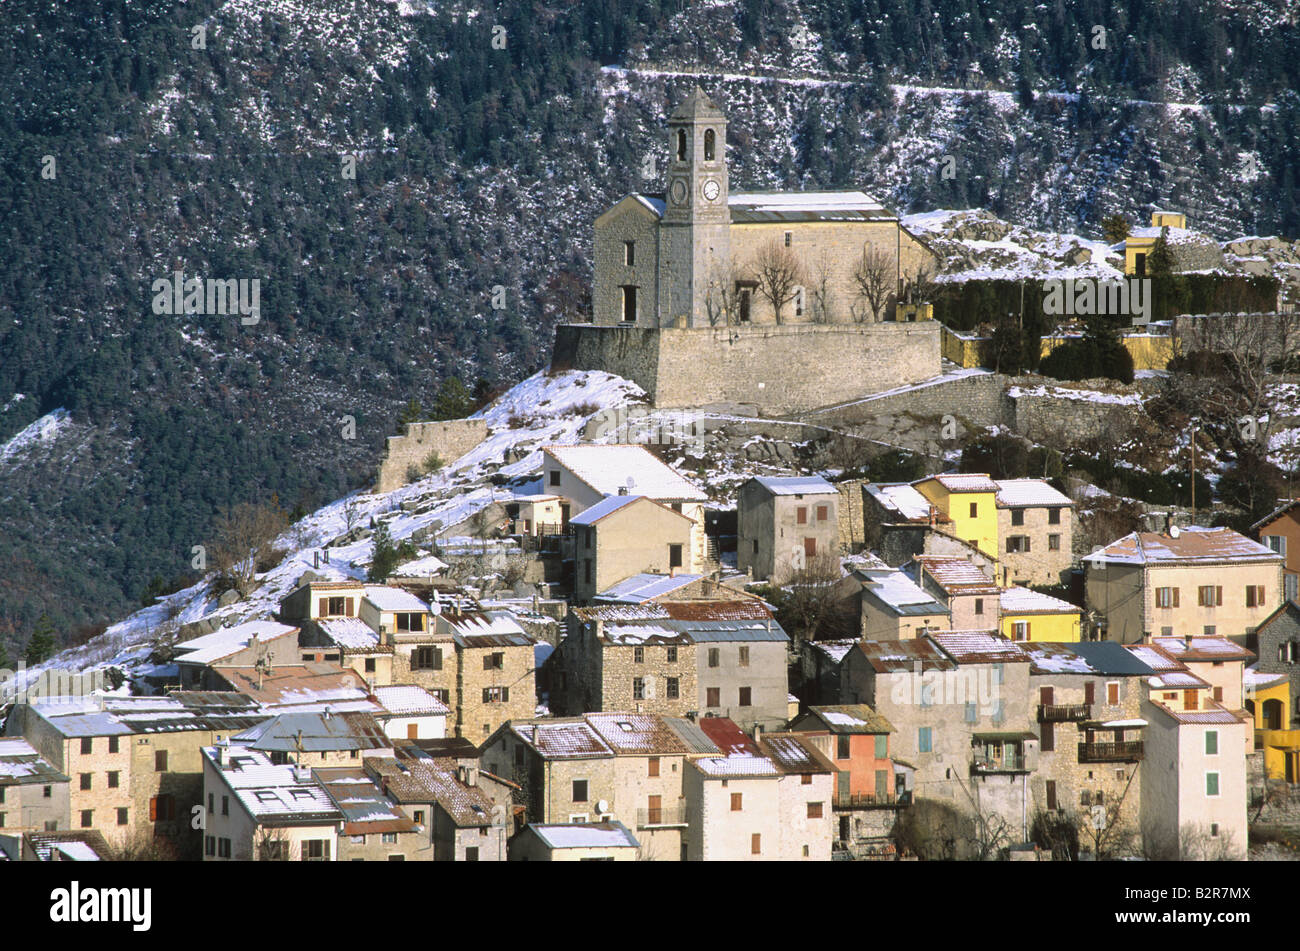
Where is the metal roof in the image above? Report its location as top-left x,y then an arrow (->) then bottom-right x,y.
750,475 -> 837,496
1024,640 -> 1156,676
799,704 -> 895,735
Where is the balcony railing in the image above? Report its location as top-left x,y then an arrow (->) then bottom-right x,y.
834,791 -> 904,809
1038,703 -> 1092,723
636,806 -> 689,829
971,754 -> 1028,774
1077,740 -> 1144,763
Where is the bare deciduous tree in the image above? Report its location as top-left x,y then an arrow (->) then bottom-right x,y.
750,240 -> 806,325
902,261 -> 936,305
806,250 -> 835,323
211,500 -> 289,591
703,256 -> 740,326
852,245 -> 896,323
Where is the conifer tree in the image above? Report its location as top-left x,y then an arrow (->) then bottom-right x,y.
25,614 -> 56,666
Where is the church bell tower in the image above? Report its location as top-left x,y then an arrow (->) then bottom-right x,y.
658,86 -> 730,328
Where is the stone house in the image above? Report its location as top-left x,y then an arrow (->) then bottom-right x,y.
913,474 -> 1001,561
0,738 -> 70,834
1084,526 -> 1284,643
438,610 -> 537,742
1251,499 -> 1300,601
173,620 -> 300,690
1252,600 -> 1300,736
994,479 -> 1076,586
737,475 -> 839,583
480,712 -> 723,861
571,494 -> 695,602
1021,641 -> 1154,850
300,617 -> 394,686
1149,635 -> 1254,711
788,705 -> 901,858
540,444 -> 709,573
905,555 -> 1000,631
278,579 -> 368,623
370,685 -> 449,741
509,820 -> 641,861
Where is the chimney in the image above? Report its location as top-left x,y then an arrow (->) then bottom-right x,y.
928,505 -> 937,528
323,549 -> 331,564
617,485 -> 628,496
1184,633 -> 1193,649
324,706 -> 333,721
465,765 -> 478,787
457,765 -> 467,784
1165,511 -> 1174,534
293,764 -> 311,783
753,725 -> 763,744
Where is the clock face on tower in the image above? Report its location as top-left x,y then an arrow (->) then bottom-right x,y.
670,179 -> 689,206
702,179 -> 720,202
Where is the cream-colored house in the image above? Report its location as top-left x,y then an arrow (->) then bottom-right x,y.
837,567 -> 950,640
906,555 -> 1000,631
507,494 -> 566,536
509,820 -> 640,861
571,494 -> 695,602
1084,526 -> 1284,643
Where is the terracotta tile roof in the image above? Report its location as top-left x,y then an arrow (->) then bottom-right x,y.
800,704 -> 895,734
1085,526 -> 1280,565
586,713 -> 692,755
697,717 -> 758,756
757,733 -> 838,774
1123,643 -> 1186,673
854,638 -> 956,673
1149,700 -> 1250,725
368,752 -> 498,827
512,720 -> 612,759
911,556 -> 999,595
1150,636 -> 1255,663
659,600 -> 772,622
928,630 -> 1029,664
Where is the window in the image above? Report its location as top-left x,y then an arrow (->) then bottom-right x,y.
80,738 -> 93,755
222,795 -> 229,816
80,773 -> 92,791
1266,534 -> 1287,556
107,771 -> 119,789
837,735 -> 851,759
155,750 -> 168,772
1206,772 -> 1220,797
704,128 -> 716,161
1198,585 -> 1223,607
966,702 -> 981,726
974,598 -> 983,615
1205,730 -> 1219,755
666,646 -> 677,663
969,502 -> 978,518
666,677 -> 679,699
1006,536 -> 1031,553
1246,585 -> 1266,608
205,836 -> 215,857
1203,625 -> 1216,636
783,231 -> 792,247
918,727 -> 933,753
302,840 -> 330,862
708,648 -> 720,668
623,240 -> 635,266
1048,508 -> 1062,525
483,686 -> 509,703
648,757 -> 660,778
816,504 -> 829,521
669,544 -> 683,569
1107,681 -> 1120,705
801,773 -> 813,786
731,792 -> 743,811
1213,686 -> 1222,701
549,469 -> 561,487
80,810 -> 93,828
572,780 -> 588,803
633,646 -> 644,664
706,687 -> 721,707
804,537 -> 817,557
483,651 -> 504,670
1155,587 -> 1179,608
43,786 -> 51,799
363,657 -> 377,674
738,646 -> 750,667
738,687 -> 752,707
218,838 -> 232,859
1040,721 -> 1054,752
621,285 -> 637,322
676,129 -> 687,161
412,646 -> 442,670
1048,534 -> 1061,551
1210,823 -> 1220,838
108,737 -> 119,754
1011,509 -> 1025,526
117,808 -> 129,826
807,802 -> 824,819
874,734 -> 887,758
752,833 -> 761,855
1012,621 -> 1030,641
381,832 -> 398,845
396,612 -> 425,632
633,677 -> 645,700
796,507 -> 807,525
583,559 -> 593,584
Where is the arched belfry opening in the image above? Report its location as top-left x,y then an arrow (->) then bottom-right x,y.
704,128 -> 715,161
676,129 -> 688,162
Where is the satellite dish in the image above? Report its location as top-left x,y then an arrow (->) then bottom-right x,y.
1169,524 -> 1181,538
596,799 -> 610,814
626,477 -> 636,492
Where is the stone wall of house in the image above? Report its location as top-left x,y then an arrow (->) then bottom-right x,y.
553,322 -> 940,415
836,479 -> 869,551
597,642 -> 698,717
374,419 -> 487,493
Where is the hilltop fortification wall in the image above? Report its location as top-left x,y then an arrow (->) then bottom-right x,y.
375,419 -> 487,493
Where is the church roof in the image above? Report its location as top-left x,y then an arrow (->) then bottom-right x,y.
670,85 -> 725,121
729,191 -> 894,224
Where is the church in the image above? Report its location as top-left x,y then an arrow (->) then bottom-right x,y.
552,87 -> 942,414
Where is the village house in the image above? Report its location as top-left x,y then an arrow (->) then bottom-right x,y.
209,663 -> 375,713
999,586 -> 1083,642
1251,499 -> 1300,601
0,829 -> 114,862
435,609 -> 537,741
737,475 -> 839,582
1020,641 -> 1154,851
315,766 -> 425,861
510,820 -> 641,861
797,639 -> 860,707
905,555 -> 1000,631
506,494 -> 566,536
228,711 -> 392,769
173,620 -> 300,690
540,444 -> 709,572
994,479 -> 1076,586
370,685 -> 449,741
1244,666 -> 1298,783
0,738 -> 70,834
788,705 -> 901,858
481,712 -> 722,861
299,616 -> 393,687
365,747 -> 509,861
1149,635 -> 1254,711
1250,600 -> 1300,781
1115,210 -> 1224,276
571,494 -> 696,602
1084,525 -> 1284,643
912,474 -> 1001,560
591,571 -> 708,604
278,579 -> 368,624
837,567 -> 950,640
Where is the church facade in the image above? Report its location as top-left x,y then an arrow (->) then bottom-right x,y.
553,87 -> 942,414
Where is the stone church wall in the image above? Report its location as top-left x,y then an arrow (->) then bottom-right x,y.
375,419 -> 487,493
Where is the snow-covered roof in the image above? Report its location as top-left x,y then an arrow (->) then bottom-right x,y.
910,556 -> 999,594
542,444 -> 706,501
0,739 -> 66,785
1000,586 -> 1080,615
866,482 -> 939,522
363,586 -> 429,612
858,569 -> 947,616
995,478 -> 1074,508
809,639 -> 858,664
1148,670 -> 1210,690
444,610 -> 531,644
569,494 -> 656,525
691,753 -> 781,777
1150,636 -> 1255,663
317,617 -> 380,650
920,473 -> 1000,493
803,704 -> 894,734
207,748 -> 343,820
593,572 -> 703,604
751,475 -> 837,496
1124,643 -> 1185,673
729,190 -> 892,223
1244,666 -> 1287,691
1085,527 -> 1280,565
389,554 -> 449,578
51,841 -> 102,862
928,630 -> 1028,664
530,821 -> 640,850
373,685 -> 450,717
1023,641 -> 1154,676
174,620 -> 297,665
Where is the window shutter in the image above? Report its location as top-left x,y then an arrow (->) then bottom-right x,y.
1046,780 -> 1057,811
149,797 -> 158,821
318,598 -> 328,616
1215,586 -> 1223,606
1085,681 -> 1095,705
345,597 -> 355,615
1173,588 -> 1180,607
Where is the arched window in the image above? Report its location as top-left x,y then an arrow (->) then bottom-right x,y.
704,128 -> 715,161
676,129 -> 688,162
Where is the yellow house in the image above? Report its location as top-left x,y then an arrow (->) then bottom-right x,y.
913,474 -> 1000,560
1245,667 -> 1300,782
999,586 -> 1082,642
1121,210 -> 1185,275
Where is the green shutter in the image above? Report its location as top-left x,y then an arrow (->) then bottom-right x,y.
874,734 -> 887,758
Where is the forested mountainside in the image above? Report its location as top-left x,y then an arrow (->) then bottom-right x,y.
1,0 -> 1298,648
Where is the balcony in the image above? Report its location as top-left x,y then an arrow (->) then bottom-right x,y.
971,754 -> 1028,775
1077,740 -> 1144,763
834,791 -> 906,809
1038,703 -> 1091,723
636,806 -> 689,829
